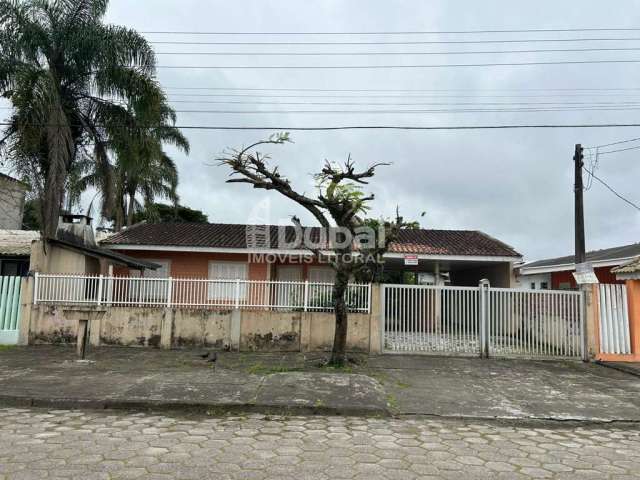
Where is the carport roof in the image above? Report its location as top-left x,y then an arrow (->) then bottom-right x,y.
102,222 -> 521,259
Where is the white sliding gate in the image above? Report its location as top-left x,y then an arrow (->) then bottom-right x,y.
598,284 -> 631,355
382,283 -> 585,359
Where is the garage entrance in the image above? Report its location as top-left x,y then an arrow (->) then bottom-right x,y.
382,282 -> 586,359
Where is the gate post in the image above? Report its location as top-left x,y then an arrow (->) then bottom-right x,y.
479,279 -> 491,358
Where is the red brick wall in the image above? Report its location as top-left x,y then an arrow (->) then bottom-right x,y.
551,266 -> 625,289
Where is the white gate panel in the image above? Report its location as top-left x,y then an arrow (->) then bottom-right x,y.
487,288 -> 583,358
382,283 -> 585,359
383,285 -> 480,354
598,284 -> 631,354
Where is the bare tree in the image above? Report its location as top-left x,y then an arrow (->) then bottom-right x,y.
218,133 -> 405,366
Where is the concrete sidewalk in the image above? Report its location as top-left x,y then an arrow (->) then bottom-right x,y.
0,347 -> 387,416
1,346 -> 639,422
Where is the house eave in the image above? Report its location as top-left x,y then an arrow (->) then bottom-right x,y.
104,244 -> 520,263
520,256 -> 639,276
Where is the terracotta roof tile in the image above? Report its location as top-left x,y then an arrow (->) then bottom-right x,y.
102,223 -> 521,258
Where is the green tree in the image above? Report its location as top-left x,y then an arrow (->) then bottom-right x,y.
133,203 -> 209,224
0,0 -> 171,238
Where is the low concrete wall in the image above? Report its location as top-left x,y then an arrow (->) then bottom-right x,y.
23,302 -> 381,354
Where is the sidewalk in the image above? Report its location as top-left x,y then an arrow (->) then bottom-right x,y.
0,346 -> 388,416
1,346 -> 640,422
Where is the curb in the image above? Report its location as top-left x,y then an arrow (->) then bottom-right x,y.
0,395 -> 391,418
595,360 -> 640,378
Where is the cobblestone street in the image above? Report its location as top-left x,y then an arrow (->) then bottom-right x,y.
0,408 -> 639,479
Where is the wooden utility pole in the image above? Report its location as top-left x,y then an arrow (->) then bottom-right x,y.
574,144 -> 586,265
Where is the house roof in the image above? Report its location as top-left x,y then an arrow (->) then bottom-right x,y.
521,242 -> 640,274
0,173 -> 29,189
101,223 -> 521,258
612,256 -> 640,274
48,238 -> 161,270
0,230 -> 40,256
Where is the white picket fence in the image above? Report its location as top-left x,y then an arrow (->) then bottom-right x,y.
33,273 -> 371,313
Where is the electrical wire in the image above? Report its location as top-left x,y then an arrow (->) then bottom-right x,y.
2,121 -> 640,131
156,59 -> 640,69
163,86 -> 640,92
154,47 -> 640,56
166,106 -> 640,114
597,143 -> 640,155
583,165 -> 640,211
148,37 -> 640,46
166,100 -> 640,106
142,28 -> 640,35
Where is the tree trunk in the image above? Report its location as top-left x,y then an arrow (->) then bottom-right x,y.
126,192 -> 136,226
330,269 -> 350,366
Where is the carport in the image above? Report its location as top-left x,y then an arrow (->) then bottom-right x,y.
383,229 -> 522,287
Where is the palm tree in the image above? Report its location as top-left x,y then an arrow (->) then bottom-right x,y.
0,0 -> 170,238
76,103 -> 190,230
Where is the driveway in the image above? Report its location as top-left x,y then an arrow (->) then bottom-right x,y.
365,355 -> 640,421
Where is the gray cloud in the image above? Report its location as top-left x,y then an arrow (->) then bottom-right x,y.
3,0 -> 640,262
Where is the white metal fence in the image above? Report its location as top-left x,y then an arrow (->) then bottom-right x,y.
33,273 -> 371,313
382,283 -> 585,359
598,284 -> 631,355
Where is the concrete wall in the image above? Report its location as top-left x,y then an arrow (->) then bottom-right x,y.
29,241 -> 100,275
0,177 -> 26,230
19,283 -> 383,354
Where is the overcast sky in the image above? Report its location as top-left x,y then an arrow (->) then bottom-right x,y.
4,0 -> 640,262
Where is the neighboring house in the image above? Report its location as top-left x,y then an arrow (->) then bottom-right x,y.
519,243 -> 640,290
101,223 -> 522,287
0,230 -> 40,276
0,173 -> 28,230
31,214 -> 159,276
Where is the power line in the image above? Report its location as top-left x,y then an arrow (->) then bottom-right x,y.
149,37 -> 640,45
583,165 -> 640,211
3,122 -> 640,131
167,106 -> 640,114
167,93 -> 640,99
163,86 -> 640,92
142,28 -> 640,35
149,37 -> 640,46
598,143 -> 640,155
156,59 -> 640,69
168,100 -> 640,107
586,136 -> 640,149
154,47 -> 640,56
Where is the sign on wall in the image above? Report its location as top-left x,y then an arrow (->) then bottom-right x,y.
404,255 -> 419,266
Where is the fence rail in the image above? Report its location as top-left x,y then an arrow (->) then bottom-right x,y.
33,273 -> 371,313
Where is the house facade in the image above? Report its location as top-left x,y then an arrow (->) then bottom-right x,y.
101,223 -> 522,287
518,243 -> 640,290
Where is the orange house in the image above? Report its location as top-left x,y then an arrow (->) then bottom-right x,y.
100,223 -> 522,288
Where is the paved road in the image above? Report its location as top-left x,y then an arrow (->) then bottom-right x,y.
1,408 -> 639,479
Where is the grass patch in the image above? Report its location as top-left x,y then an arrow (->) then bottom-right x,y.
319,364 -> 354,374
386,393 -> 398,411
246,362 -> 302,375
396,381 -> 411,389
0,345 -> 15,352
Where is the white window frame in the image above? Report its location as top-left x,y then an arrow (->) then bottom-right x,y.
208,261 -> 248,301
